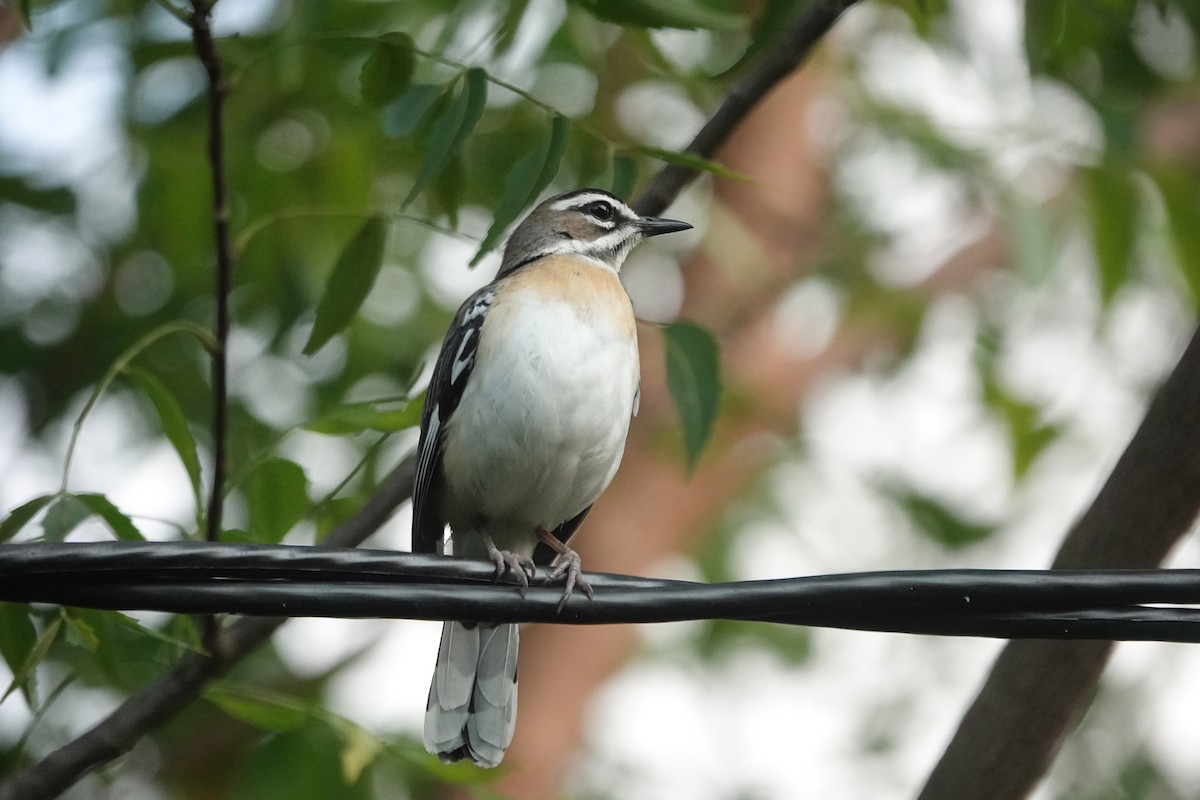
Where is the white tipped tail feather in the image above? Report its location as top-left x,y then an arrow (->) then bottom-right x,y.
424,621 -> 519,768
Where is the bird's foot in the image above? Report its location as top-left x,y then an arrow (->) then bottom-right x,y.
536,528 -> 594,612
484,534 -> 535,595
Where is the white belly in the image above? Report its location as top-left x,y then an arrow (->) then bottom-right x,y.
441,289 -> 639,555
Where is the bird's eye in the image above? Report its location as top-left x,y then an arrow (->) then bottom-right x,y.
582,201 -> 615,221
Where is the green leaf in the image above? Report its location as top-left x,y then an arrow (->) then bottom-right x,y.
0,494 -> 55,543
471,114 -> 569,265
246,457 -> 309,543
63,609 -> 101,651
0,604 -> 39,706
402,68 -> 488,208
207,684 -> 311,732
714,0 -> 802,78
305,399 -> 421,435
1084,163 -> 1139,305
571,0 -> 744,30
976,333 -> 1060,479
609,153 -> 638,200
633,145 -> 753,183
431,154 -> 465,229
662,321 -> 722,473
126,366 -> 203,512
2,614 -> 62,704
381,83 -> 442,138
330,717 -> 385,784
0,175 -> 75,215
1153,170 -> 1200,309
495,0 -> 532,54
77,493 -> 144,541
988,391 -> 1061,480
884,485 -> 994,549
303,216 -> 389,355
58,608 -> 186,690
1023,0 -> 1071,72
360,34 -> 415,109
41,495 -> 90,542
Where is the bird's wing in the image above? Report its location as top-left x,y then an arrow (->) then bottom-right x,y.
412,285 -> 496,555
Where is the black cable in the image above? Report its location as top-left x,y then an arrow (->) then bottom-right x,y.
2,542 -> 1199,641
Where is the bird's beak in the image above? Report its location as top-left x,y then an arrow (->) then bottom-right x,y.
638,216 -> 693,237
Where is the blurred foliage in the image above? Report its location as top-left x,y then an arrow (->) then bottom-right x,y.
0,0 -> 1199,796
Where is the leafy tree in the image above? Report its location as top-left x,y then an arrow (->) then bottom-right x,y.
1,1 -> 1199,798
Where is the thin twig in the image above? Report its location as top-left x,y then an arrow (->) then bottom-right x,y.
59,321 -> 216,494
633,0 -> 862,217
190,0 -> 234,546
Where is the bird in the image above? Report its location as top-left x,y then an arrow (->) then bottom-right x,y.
412,187 -> 692,768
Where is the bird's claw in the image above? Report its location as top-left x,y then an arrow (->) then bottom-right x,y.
486,542 -> 536,596
548,550 -> 593,612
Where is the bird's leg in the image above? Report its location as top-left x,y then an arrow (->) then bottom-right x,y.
535,528 -> 594,611
482,528 -> 536,595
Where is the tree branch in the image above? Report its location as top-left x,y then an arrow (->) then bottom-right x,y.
633,0 -> 861,217
190,0 -> 233,546
918,323 -> 1200,800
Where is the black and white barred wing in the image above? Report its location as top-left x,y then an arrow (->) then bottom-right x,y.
411,286 -> 495,555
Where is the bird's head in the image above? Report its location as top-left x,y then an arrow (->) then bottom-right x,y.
499,188 -> 692,277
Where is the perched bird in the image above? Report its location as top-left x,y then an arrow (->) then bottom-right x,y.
412,188 -> 692,767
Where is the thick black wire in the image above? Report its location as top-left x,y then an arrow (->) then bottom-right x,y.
2,542 -> 1199,641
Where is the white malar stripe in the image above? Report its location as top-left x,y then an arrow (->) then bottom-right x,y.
545,228 -> 638,269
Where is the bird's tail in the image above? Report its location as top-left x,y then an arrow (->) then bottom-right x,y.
424,621 -> 518,768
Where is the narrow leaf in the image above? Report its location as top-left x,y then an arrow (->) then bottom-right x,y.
126,366 -> 203,510
0,604 -> 39,706
17,0 -> 32,30
77,493 -> 144,541
41,495 -> 89,542
360,34 -> 415,109
634,145 -> 753,182
471,114 -> 569,265
63,609 -> 101,651
305,399 -> 421,435
331,718 -> 385,784
1084,164 -> 1138,305
883,485 -> 994,549
0,494 -> 54,543
1154,170 -> 1200,309
381,83 -> 441,138
609,153 -> 637,200
2,614 -> 62,704
303,216 -> 389,355
207,684 -> 311,732
403,69 -> 488,208
432,154 -> 465,229
246,457 -> 309,543
571,0 -> 744,30
67,606 -> 199,652
662,321 -> 722,473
